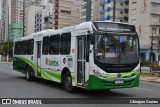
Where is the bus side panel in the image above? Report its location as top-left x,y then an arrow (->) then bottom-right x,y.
40,55 -> 61,83
13,55 -> 35,75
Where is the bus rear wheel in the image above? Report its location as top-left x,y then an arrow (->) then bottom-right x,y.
26,67 -> 33,81
63,72 -> 74,93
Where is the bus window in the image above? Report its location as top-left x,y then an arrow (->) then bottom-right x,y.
42,36 -> 50,55
16,41 -> 22,55
60,33 -> 71,55
21,40 -> 27,55
49,35 -> 60,55
14,42 -> 17,55
27,39 -> 34,55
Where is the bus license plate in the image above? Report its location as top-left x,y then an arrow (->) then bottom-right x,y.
115,80 -> 123,84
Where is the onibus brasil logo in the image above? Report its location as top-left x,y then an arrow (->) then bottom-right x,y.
46,58 -> 59,66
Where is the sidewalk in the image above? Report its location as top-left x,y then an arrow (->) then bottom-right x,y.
140,76 -> 160,83
0,61 -> 13,65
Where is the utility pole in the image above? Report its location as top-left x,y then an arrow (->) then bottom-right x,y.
113,0 -> 116,21
150,33 -> 154,74
23,0 -> 25,37
7,5 -> 9,62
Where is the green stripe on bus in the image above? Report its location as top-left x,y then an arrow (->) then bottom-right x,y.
101,70 -> 138,78
14,56 -> 75,82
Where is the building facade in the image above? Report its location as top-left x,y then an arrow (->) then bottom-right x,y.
129,0 -> 160,61
24,5 -> 43,36
0,19 -> 2,44
1,0 -> 24,42
35,3 -> 53,32
99,0 -> 129,22
1,0 -> 9,42
80,0 -> 100,23
25,3 -> 53,36
53,0 -> 81,29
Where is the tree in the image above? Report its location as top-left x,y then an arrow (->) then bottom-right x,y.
0,41 -> 13,58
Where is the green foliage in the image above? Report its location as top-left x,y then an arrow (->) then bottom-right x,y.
0,41 -> 13,57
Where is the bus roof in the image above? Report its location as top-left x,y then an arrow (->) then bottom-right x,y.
14,21 -> 134,42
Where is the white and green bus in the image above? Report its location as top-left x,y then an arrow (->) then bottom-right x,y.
13,21 -> 140,92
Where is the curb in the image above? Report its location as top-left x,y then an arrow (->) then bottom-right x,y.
0,62 -> 13,65
140,78 -> 160,83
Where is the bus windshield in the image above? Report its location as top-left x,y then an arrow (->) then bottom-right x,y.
94,33 -> 139,64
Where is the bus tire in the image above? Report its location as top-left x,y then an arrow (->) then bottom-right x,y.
63,72 -> 74,93
26,67 -> 33,81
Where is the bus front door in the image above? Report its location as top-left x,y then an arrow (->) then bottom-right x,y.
36,41 -> 41,77
77,36 -> 86,85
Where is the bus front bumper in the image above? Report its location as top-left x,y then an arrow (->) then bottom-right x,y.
85,74 -> 140,90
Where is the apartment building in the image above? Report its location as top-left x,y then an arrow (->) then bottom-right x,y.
24,5 -> 43,36
1,0 -> 9,42
99,0 -> 129,22
129,0 -> 160,61
35,3 -> 53,32
25,3 -> 53,36
1,0 -> 26,42
80,0 -> 100,23
0,19 -> 2,43
53,0 -> 81,29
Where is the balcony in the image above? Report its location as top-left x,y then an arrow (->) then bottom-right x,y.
150,11 -> 160,15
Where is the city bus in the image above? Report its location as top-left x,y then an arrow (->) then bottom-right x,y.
13,21 -> 140,92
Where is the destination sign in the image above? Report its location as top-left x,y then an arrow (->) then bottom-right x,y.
94,22 -> 136,33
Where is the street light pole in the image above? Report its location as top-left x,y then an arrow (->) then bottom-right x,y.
23,0 -> 25,37
113,0 -> 116,21
150,33 -> 154,74
7,5 -> 9,62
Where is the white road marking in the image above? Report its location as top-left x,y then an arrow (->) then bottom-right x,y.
134,87 -> 153,91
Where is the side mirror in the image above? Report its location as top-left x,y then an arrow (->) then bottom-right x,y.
90,34 -> 95,45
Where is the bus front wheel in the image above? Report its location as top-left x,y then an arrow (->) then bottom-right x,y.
63,72 -> 74,93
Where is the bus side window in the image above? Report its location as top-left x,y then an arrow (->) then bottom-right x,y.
86,35 -> 90,62
42,36 -> 50,55
60,33 -> 71,55
27,39 -> 34,55
17,41 -> 22,55
14,42 -> 17,55
49,35 -> 60,55
21,40 -> 27,55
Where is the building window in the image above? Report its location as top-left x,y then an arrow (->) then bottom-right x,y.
81,12 -> 86,17
124,17 -> 128,22
125,0 -> 129,5
152,28 -> 156,34
132,0 -> 137,4
121,3 -> 123,6
152,17 -> 157,23
120,11 -> 123,14
100,13 -> 105,19
125,8 -> 128,13
152,5 -> 157,11
101,5 -> 105,10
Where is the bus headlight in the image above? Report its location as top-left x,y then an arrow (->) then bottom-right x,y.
91,68 -> 102,76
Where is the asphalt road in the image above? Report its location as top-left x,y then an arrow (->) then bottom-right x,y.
0,63 -> 160,107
